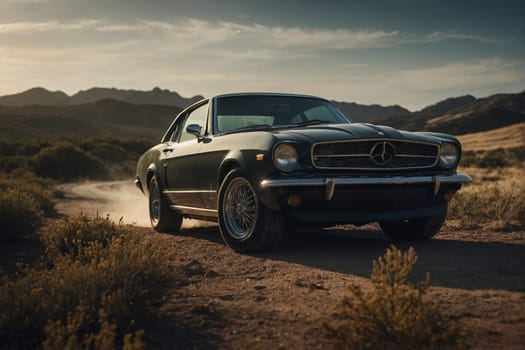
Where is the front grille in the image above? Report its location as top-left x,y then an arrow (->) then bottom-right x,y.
312,139 -> 439,170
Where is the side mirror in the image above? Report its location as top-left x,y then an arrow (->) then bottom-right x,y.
186,124 -> 202,138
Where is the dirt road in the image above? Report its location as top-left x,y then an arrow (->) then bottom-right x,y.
57,181 -> 525,349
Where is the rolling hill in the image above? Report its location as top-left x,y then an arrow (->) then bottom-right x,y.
1,87 -> 413,123
0,87 -> 203,108
0,99 -> 181,141
0,87 -> 523,141
378,91 -> 524,135
331,101 -> 410,122
458,122 -> 524,151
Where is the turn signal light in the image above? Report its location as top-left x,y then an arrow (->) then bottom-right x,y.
287,194 -> 301,207
443,190 -> 456,202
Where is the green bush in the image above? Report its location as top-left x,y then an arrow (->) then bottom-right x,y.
1,138 -> 153,181
0,215 -> 170,349
0,155 -> 33,173
83,142 -> 134,163
33,142 -> 108,180
323,245 -> 468,350
0,188 -> 43,240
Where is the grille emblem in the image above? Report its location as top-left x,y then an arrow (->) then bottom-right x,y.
370,141 -> 395,165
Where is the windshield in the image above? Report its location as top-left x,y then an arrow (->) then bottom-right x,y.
215,95 -> 350,133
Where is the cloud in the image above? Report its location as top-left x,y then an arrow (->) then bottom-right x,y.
0,20 -> 99,34
0,18 -> 501,55
396,59 -> 525,90
401,31 -> 502,45
4,0 -> 47,2
0,18 -> 521,109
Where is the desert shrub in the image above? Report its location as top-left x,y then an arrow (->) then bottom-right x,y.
449,180 -> 525,228
33,142 -> 108,180
0,188 -> 43,240
42,213 -> 125,261
0,215 -> 169,349
323,245 -> 468,350
43,306 -> 144,350
0,155 -> 33,173
460,147 -> 524,168
459,150 -> 477,167
83,142 -> 134,163
0,175 -> 57,215
477,148 -> 509,168
79,137 -> 153,161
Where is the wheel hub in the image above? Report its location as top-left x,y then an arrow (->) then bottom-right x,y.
223,177 -> 258,239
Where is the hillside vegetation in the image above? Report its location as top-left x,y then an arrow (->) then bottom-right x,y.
0,100 -> 180,141
458,122 -> 524,151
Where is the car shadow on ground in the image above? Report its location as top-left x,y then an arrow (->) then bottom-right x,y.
275,228 -> 524,292
176,225 -> 525,293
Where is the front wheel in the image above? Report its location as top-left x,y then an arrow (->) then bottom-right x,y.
218,169 -> 284,252
379,205 -> 447,241
149,176 -> 183,233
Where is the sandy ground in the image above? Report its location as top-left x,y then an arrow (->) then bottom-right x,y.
51,181 -> 525,349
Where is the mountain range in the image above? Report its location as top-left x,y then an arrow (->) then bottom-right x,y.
0,87 -> 203,109
378,91 -> 525,135
0,87 -> 523,140
0,87 -> 410,122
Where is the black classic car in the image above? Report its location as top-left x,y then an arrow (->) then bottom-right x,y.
136,93 -> 471,252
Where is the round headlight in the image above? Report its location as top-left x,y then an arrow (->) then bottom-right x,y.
273,143 -> 298,172
439,143 -> 459,168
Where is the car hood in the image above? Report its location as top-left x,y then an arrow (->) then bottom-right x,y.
276,123 -> 450,144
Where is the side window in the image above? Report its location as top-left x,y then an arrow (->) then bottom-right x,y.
178,103 -> 209,143
167,122 -> 180,142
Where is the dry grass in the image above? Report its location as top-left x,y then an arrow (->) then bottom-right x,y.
450,167 -> 525,229
0,215 -> 171,349
42,213 -> 126,261
458,122 -> 524,151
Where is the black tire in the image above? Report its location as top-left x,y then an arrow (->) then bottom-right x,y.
148,175 -> 183,233
218,169 -> 284,252
379,205 -> 447,241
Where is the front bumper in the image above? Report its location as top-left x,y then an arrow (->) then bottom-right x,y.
260,173 -> 471,200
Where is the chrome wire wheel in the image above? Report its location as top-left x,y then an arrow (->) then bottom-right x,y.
149,179 -> 161,225
223,177 -> 258,239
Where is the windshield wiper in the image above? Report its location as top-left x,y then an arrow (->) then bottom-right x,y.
231,124 -> 274,132
292,119 -> 332,127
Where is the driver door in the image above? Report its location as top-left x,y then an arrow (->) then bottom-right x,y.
161,102 -> 209,208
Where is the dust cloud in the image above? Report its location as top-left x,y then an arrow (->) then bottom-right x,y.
60,181 -> 216,229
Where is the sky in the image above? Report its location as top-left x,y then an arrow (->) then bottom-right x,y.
0,0 -> 524,110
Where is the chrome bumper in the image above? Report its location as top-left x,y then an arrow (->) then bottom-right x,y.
260,173 -> 472,200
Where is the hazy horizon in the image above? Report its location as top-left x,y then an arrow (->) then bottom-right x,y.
1,0 -> 524,110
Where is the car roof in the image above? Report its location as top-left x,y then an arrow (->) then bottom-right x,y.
212,92 -> 329,101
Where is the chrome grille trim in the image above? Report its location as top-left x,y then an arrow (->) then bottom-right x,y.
311,139 -> 439,170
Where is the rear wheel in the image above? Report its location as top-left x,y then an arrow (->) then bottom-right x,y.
379,205 -> 447,241
148,175 -> 183,233
218,169 -> 284,252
